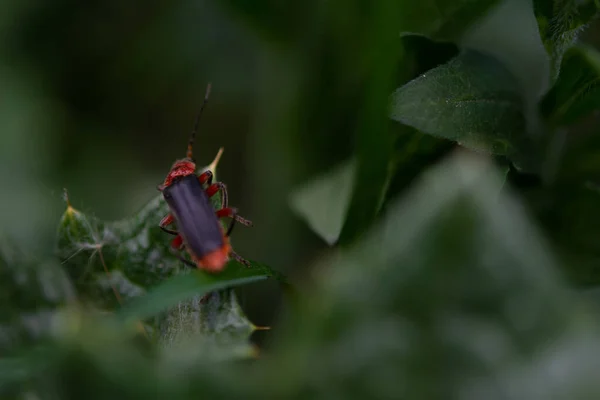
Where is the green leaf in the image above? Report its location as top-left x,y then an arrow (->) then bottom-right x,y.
263,152 -> 600,398
541,45 -> 600,126
289,159 -> 355,245
56,150 -> 282,356
117,260 -> 283,323
390,50 -> 530,164
533,0 -> 600,83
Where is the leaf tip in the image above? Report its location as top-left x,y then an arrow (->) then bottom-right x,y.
61,188 -> 83,220
63,188 -> 74,213
251,324 -> 271,332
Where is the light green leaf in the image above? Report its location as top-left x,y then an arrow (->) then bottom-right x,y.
289,159 -> 355,245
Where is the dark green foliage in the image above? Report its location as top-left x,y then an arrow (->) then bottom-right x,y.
541,44 -> 600,125
6,0 -> 600,398
533,0 -> 600,82
399,0 -> 503,40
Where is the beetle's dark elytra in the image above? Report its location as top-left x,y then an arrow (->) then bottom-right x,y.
162,174 -> 224,258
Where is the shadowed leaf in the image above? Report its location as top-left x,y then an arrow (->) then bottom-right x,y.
400,0 -> 503,40
533,0 -> 599,83
541,45 -> 600,126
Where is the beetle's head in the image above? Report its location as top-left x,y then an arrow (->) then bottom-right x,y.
159,159 -> 196,190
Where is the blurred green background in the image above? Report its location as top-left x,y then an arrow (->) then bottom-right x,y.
6,0 -> 600,398
0,1 -> 550,250
2,0 -> 600,353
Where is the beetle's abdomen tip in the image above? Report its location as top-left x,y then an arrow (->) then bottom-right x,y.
196,247 -> 230,273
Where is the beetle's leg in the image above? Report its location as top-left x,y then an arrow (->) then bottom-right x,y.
216,207 -> 253,237
170,249 -> 196,269
216,207 -> 253,226
206,182 -> 228,209
198,170 -> 213,186
171,235 -> 184,250
229,250 -> 251,267
159,214 -> 178,235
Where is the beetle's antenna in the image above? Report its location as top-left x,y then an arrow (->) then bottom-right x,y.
187,82 -> 212,161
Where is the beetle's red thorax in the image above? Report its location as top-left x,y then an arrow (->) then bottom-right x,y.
162,160 -> 196,188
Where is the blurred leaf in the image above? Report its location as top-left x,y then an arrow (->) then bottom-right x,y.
56,153 -> 282,357
221,1 -> 501,45
557,129 -> 600,183
385,126 -> 456,208
0,236 -> 75,353
225,1 -> 497,247
523,182 -> 600,286
218,0 -> 313,45
390,50 -> 531,165
289,160 -> 355,245
289,129 -> 455,246
513,125 -> 600,286
290,36 -> 459,246
533,0 -> 599,83
336,0 -> 402,246
399,0 -> 503,40
1,314 -> 253,400
262,152 -> 600,398
541,45 -> 600,126
0,343 -> 64,397
512,77 -> 600,286
400,34 -> 460,79
118,260 -> 283,323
